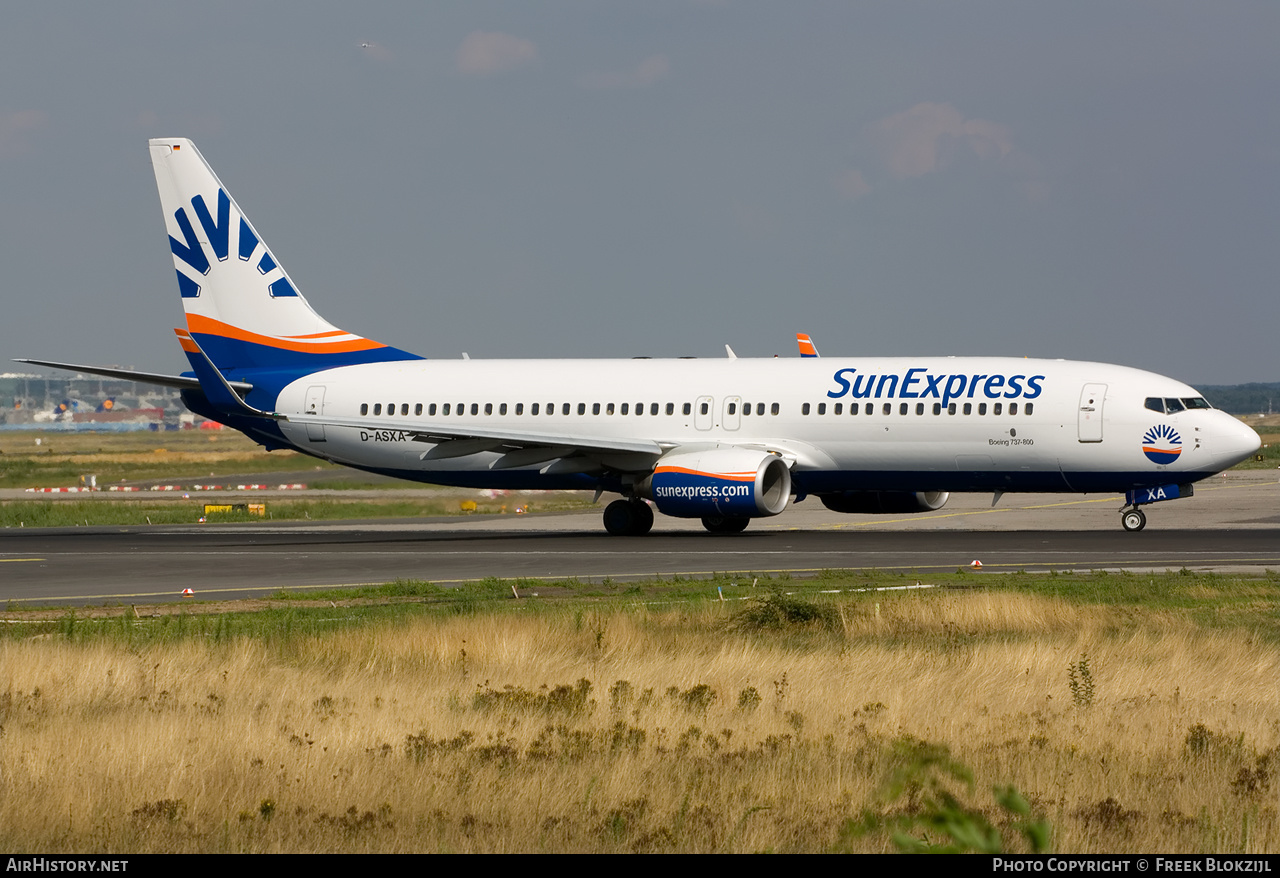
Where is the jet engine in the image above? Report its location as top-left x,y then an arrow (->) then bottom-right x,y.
638,447 -> 792,519
819,491 -> 949,514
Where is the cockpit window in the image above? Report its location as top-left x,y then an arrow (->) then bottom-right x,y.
1145,397 -> 1165,413
1181,397 -> 1212,410
1163,398 -> 1186,413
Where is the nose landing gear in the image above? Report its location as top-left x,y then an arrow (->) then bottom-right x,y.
1120,507 -> 1147,532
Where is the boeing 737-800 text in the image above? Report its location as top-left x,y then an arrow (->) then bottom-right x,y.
19,140 -> 1261,535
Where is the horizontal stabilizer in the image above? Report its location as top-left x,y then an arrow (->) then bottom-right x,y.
14,357 -> 253,392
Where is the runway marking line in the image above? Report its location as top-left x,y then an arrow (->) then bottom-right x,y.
26,555 -> 1280,605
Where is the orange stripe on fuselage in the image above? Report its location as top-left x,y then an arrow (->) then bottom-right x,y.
185,314 -> 386,354
654,466 -> 757,481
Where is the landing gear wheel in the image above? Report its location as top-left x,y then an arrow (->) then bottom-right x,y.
603,499 -> 654,536
1121,509 -> 1146,532
701,515 -> 750,534
632,500 -> 654,535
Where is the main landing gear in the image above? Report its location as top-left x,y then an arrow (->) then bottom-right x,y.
1120,507 -> 1146,532
701,515 -> 749,534
603,498 -> 654,536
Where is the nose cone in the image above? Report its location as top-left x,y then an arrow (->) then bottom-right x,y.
1215,415 -> 1262,469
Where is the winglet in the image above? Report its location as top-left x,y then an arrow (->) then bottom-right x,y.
176,329 -> 279,420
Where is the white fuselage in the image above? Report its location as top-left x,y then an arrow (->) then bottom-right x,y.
271,355 -> 1258,496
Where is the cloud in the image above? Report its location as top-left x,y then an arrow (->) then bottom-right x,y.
867,102 -> 1012,180
578,55 -> 670,90
456,31 -> 537,76
834,169 -> 871,200
0,110 -> 48,159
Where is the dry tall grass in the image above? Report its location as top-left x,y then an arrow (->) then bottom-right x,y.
2,591 -> 1277,852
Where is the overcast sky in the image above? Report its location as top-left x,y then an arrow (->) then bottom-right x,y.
2,1 -> 1276,385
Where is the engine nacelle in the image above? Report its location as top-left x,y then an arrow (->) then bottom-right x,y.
638,447 -> 792,519
820,491 -> 949,515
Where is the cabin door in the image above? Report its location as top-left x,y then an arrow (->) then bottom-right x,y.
1077,383 -> 1106,443
305,386 -> 326,441
694,396 -> 714,431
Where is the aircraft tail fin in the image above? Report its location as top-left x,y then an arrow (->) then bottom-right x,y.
149,138 -> 419,376
797,333 -> 819,358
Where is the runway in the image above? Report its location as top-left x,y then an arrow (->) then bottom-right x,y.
2,472 -> 1277,606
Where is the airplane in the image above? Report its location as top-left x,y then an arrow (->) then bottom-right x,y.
19,139 -> 1261,535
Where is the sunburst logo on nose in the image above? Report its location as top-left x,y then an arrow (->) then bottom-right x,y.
1142,424 -> 1182,464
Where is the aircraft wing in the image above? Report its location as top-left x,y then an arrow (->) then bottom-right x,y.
284,411 -> 666,471
13,358 -> 254,393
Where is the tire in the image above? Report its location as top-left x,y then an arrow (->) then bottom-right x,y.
603,499 -> 636,536
632,501 -> 654,535
604,499 -> 654,536
701,515 -> 749,534
1121,509 -> 1146,532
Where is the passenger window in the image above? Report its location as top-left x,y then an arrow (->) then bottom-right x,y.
901,403 -> 909,415
683,403 -> 692,416
636,402 -> 644,416
593,403 -> 601,415
728,402 -> 737,415
947,403 -> 956,415
415,403 -> 422,416
979,403 -> 987,415
360,403 -> 368,415
607,403 -> 615,415
400,404 -> 408,416
832,403 -> 842,415
818,403 -> 826,415
442,403 -> 450,415
621,403 -> 629,415
994,402 -> 1003,415
701,402 -> 709,415
771,403 -> 779,415
515,403 -> 522,415
1025,403 -> 1034,415
484,403 -> 493,415
916,403 -> 924,415
756,403 -> 764,416
373,403 -> 382,415
650,403 -> 659,416
963,403 -> 971,415
577,403 -> 586,415
864,403 -> 873,415
471,403 -> 479,415
387,403 -> 394,414
500,403 -> 507,415
1009,402 -> 1018,415
531,403 -> 539,415
932,403 -> 942,415
666,403 -> 674,415
457,402 -> 464,414
802,403 -> 811,415
563,403 -> 571,415
883,403 -> 891,415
